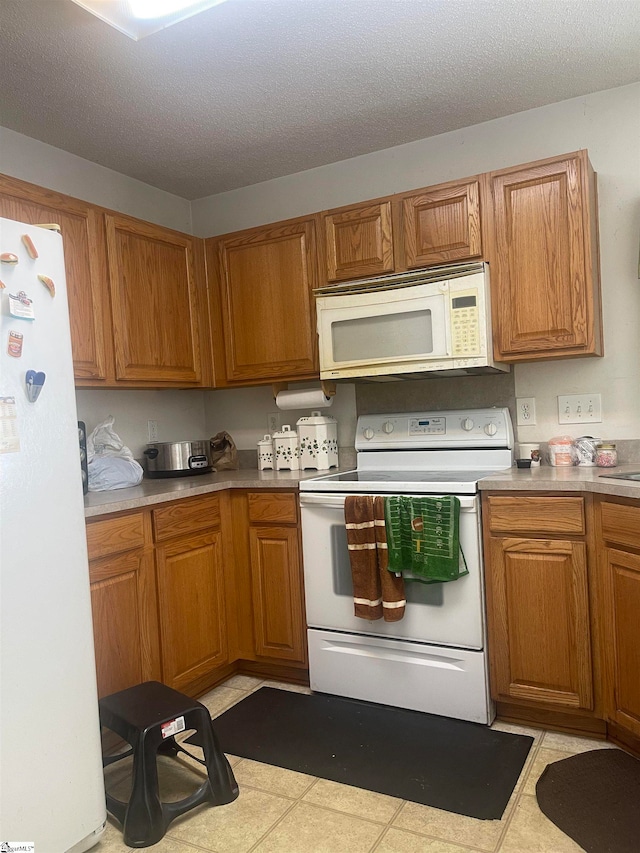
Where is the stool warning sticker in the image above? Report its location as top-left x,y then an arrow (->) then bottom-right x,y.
161,715 -> 186,739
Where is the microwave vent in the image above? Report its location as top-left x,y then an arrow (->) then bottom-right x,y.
314,262 -> 485,297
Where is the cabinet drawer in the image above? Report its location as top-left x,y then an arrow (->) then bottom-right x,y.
86,512 -> 146,560
153,494 -> 221,542
248,492 -> 298,525
600,502 -> 640,550
487,496 -> 585,535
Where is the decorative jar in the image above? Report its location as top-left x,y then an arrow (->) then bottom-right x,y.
273,425 -> 299,471
596,443 -> 617,468
296,411 -> 339,470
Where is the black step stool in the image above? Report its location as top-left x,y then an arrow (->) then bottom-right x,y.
99,680 -> 239,848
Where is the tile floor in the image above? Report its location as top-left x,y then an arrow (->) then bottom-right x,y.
96,676 -> 617,853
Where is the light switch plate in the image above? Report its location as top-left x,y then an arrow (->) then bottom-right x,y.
558,393 -> 602,424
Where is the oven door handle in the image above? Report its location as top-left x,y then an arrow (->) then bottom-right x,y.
299,493 -> 347,509
300,492 -> 479,511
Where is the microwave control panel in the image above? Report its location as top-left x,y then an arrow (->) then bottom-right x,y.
450,290 -> 480,356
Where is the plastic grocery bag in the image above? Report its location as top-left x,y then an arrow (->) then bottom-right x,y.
86,415 -> 143,491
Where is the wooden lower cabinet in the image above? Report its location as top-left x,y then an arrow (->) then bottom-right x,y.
87,490 -> 308,701
487,535 -> 592,709
249,525 -> 306,662
483,493 -> 597,725
596,498 -> 640,747
155,529 -> 228,693
87,512 -> 161,698
244,491 -> 307,666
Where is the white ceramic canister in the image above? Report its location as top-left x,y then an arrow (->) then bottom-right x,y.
273,424 -> 300,471
257,434 -> 274,470
296,411 -> 339,470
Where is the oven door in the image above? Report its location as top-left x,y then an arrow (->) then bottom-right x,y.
300,491 -> 485,650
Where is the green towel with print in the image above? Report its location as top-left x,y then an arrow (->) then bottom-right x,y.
384,495 -> 468,583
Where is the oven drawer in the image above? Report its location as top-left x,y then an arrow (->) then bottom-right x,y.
308,629 -> 492,724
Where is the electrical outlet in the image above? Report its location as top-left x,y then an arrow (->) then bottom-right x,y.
267,412 -> 280,434
557,393 -> 602,424
516,397 -> 536,426
147,419 -> 158,442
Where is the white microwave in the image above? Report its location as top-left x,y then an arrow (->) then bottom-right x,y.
315,262 -> 508,379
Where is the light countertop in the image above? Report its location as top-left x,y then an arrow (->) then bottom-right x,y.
84,468 -> 326,518
84,463 -> 640,518
478,462 -> 640,497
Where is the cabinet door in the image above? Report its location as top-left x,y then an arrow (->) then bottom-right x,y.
0,175 -> 109,380
401,180 -> 482,268
155,530 -> 227,692
105,214 -> 203,383
323,201 -> 394,281
487,536 -> 593,709
602,548 -> 640,738
249,526 -> 306,663
489,151 -> 602,360
214,217 -> 318,382
89,548 -> 160,698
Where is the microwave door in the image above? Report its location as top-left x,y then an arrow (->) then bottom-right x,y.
318,290 -> 449,372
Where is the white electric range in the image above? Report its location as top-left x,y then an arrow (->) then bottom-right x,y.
299,407 -> 514,724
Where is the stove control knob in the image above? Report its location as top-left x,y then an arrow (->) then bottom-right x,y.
484,422 -> 498,436
382,421 -> 394,434
461,418 -> 475,431
363,427 -> 375,440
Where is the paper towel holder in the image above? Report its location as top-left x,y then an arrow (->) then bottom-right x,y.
271,380 -> 336,400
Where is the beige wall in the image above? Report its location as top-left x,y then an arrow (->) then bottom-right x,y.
0,125 -> 192,232
193,83 -> 640,446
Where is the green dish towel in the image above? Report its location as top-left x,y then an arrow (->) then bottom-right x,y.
384,495 -> 468,584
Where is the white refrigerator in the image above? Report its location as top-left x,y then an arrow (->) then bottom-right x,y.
0,218 -> 106,850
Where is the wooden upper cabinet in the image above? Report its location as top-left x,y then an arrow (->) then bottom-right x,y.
211,216 -> 319,383
488,150 -> 602,361
105,214 -> 203,383
0,174 -> 109,380
323,201 -> 394,281
400,180 -> 482,269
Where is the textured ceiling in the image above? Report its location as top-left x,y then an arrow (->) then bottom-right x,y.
1,0 -> 639,199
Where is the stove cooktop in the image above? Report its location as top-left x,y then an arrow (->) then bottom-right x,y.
299,467 -> 510,494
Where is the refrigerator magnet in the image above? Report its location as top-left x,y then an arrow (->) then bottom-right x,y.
8,291 -> 35,320
7,330 -> 24,358
38,274 -> 56,297
0,279 -> 6,289
0,252 -> 19,265
21,233 -> 39,259
25,370 -> 46,403
0,395 -> 20,454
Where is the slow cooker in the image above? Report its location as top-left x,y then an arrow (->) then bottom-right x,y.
143,440 -> 213,478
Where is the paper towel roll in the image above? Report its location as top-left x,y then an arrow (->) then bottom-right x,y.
275,389 -> 334,410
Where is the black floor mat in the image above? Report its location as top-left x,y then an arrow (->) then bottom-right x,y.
204,687 -> 532,820
536,748 -> 640,853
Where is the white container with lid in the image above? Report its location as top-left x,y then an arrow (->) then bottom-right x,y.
273,425 -> 299,470
257,434 -> 274,470
296,411 -> 338,470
